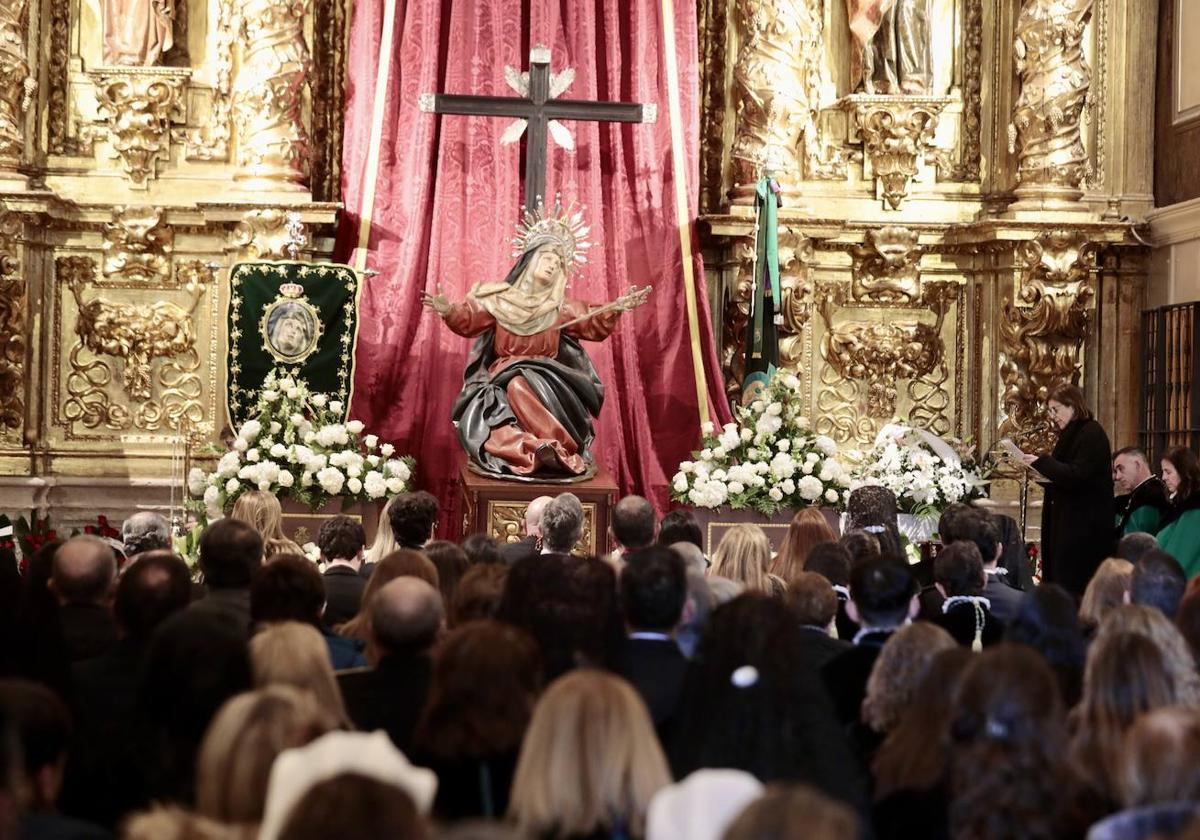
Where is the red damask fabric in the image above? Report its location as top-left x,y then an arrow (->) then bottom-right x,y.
336,0 -> 731,534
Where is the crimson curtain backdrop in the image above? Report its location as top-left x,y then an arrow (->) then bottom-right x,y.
336,0 -> 732,531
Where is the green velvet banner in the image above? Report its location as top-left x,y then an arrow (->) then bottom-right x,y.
226,261 -> 361,429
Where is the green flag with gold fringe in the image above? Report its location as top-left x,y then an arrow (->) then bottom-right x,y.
226,261 -> 361,429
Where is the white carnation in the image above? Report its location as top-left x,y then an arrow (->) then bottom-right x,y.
768,487 -> 784,502
316,425 -> 350,447
261,389 -> 279,403
270,443 -> 288,459
277,471 -> 295,488
798,475 -> 824,501
825,489 -> 840,503
278,376 -> 296,390
217,450 -> 241,478
287,388 -> 301,399
203,484 -> 220,509
815,435 -> 838,456
310,394 -> 328,408
740,427 -> 753,442
776,439 -> 791,452
347,477 -> 363,495
316,466 -> 345,495
783,374 -> 800,390
781,479 -> 796,495
386,477 -> 404,494
673,475 -> 689,493
766,402 -> 782,417
678,461 -> 694,474
364,471 -> 388,498
728,481 -> 746,494
386,459 -> 411,482
239,419 -> 262,441
290,413 -> 306,428
188,467 -> 207,496
232,437 -> 249,453
225,478 -> 240,494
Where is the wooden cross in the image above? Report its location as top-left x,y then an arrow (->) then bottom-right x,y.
419,45 -> 657,212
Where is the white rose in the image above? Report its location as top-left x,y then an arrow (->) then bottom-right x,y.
217,451 -> 241,478
203,484 -> 220,508
798,475 -> 823,501
740,427 -> 753,442
246,448 -> 260,462
672,475 -> 689,493
239,419 -> 262,440
311,394 -> 328,408
364,434 -> 379,450
278,471 -> 295,488
290,413 -> 306,428
781,479 -> 796,495
269,421 -> 282,435
188,467 -> 207,496
301,472 -> 313,488
380,443 -> 395,457
261,389 -> 279,403
366,454 -> 381,467
316,466 -> 345,495
225,478 -> 240,494
728,481 -> 746,494
815,435 -> 838,456
768,487 -> 784,502
825,489 -> 839,504
783,374 -> 800,390
701,421 -> 715,436
796,416 -> 811,429
347,420 -> 365,435
232,437 -> 249,453
678,461 -> 694,474
766,402 -> 782,417
701,448 -> 713,460
278,376 -> 296,390
712,445 -> 727,459
386,477 -> 404,494
270,443 -> 288,459
330,401 -> 344,414
776,439 -> 791,452
364,471 -> 388,498
347,477 -> 363,494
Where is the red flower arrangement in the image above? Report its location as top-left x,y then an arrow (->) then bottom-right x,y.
83,514 -> 121,542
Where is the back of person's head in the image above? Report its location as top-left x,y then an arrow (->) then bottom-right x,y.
669,541 -> 708,576
711,524 -> 774,594
114,550 -> 192,639
1079,557 -> 1133,631
772,508 -> 836,584
862,622 -> 957,734
460,533 -> 502,565
1131,549 -> 1187,620
1004,583 -> 1087,706
936,503 -> 974,543
387,491 -> 439,547
1116,532 -> 1159,563
956,508 -> 1001,566
451,563 -> 509,626
1177,588 -> 1200,667
848,556 -> 917,628
612,496 -> 657,550
949,644 -> 1065,840
934,541 -> 986,597
196,686 -> 338,824
658,509 -> 703,550
804,542 -> 851,588
317,515 -> 365,562
721,784 -> 861,840
1094,604 -> 1200,704
199,518 -> 263,589
540,493 -> 584,553
509,669 -> 670,839
846,485 -> 902,556
337,549 -> 440,641
278,773 -> 427,840
122,512 -> 173,558
417,620 -> 542,760
250,554 -> 325,627
838,529 -> 880,568
250,622 -> 348,725
362,496 -> 399,566
621,546 -> 687,632
0,678 -> 71,810
1119,707 -> 1200,808
51,535 -> 117,604
230,490 -> 286,540
424,540 -> 470,607
786,571 -> 839,628
370,576 -> 444,655
523,496 -> 552,539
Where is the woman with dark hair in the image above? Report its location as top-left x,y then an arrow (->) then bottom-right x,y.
414,620 -> 542,821
845,486 -> 903,559
669,594 -> 868,814
1004,583 -> 1087,707
1156,446 -> 1200,577
1018,383 -> 1114,597
424,540 -> 471,607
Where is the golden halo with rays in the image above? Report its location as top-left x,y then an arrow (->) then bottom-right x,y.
511,195 -> 593,272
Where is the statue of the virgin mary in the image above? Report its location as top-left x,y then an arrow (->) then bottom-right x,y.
422,203 -> 650,480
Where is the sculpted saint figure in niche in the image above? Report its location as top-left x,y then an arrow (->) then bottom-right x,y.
422,205 -> 651,481
103,0 -> 174,66
848,0 -> 934,95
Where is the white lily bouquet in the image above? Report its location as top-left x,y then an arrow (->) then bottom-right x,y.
848,424 -> 988,517
188,370 -> 415,522
670,371 -> 851,515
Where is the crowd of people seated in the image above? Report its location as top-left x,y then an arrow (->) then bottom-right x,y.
4,466 -> 1200,840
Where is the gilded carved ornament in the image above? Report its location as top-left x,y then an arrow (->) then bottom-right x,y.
102,206 -> 173,282
998,231 -> 1097,452
843,95 -> 950,210
850,226 -> 925,304
89,68 -> 191,187
488,500 -> 596,555
231,0 -> 312,190
231,209 -> 308,260
0,0 -> 34,176
181,0 -> 235,161
0,210 -> 25,441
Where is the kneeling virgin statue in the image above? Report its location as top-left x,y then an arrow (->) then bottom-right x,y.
422,205 -> 651,481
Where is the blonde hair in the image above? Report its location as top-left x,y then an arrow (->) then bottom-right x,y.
508,670 -> 670,838
711,524 -> 778,595
196,686 -> 338,824
1079,558 -> 1133,631
249,622 -> 350,726
362,497 -> 399,567
1119,706 -> 1200,807
124,806 -> 257,840
1095,604 -> 1200,704
863,622 -> 957,733
772,509 -> 836,584
231,490 -> 302,558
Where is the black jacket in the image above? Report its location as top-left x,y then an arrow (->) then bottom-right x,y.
1034,418 -> 1114,597
618,636 -> 688,731
338,649 -> 432,753
1117,477 -> 1171,535
322,565 -> 366,627
822,629 -> 894,727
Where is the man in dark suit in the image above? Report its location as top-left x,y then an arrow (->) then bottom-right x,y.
1113,447 -> 1171,537
498,495 -> 552,565
187,519 -> 262,635
786,570 -> 851,671
318,515 -> 367,626
362,491 -> 439,579
618,546 -> 688,732
338,577 -> 443,752
50,537 -> 119,663
822,556 -> 919,726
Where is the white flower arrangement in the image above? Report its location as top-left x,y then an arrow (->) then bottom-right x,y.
670,371 -> 851,515
847,424 -> 988,516
189,370 -> 415,522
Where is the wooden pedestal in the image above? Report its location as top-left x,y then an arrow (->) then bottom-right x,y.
689,506 -> 841,555
458,464 -> 618,556
279,498 -> 384,548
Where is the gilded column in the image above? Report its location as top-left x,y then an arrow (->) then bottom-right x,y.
0,0 -> 33,185
232,0 -> 312,191
729,0 -> 824,199
1008,0 -> 1093,209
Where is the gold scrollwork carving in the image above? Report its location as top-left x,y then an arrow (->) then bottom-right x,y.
183,0 -> 235,161
0,211 -> 24,441
998,231 -> 1097,451
231,209 -> 309,260
57,255 -> 209,435
815,362 -> 872,444
310,0 -> 347,201
0,0 -> 33,177
102,206 -> 174,282
845,95 -> 949,209
89,68 -> 191,187
487,501 -> 595,555
232,0 -> 312,190
698,0 -> 729,213
851,226 -> 924,304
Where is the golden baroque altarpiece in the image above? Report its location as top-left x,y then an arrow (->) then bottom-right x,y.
0,0 -> 344,522
698,0 -> 1154,505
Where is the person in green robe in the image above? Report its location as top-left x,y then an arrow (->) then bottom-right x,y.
1156,446 -> 1200,579
1112,447 -> 1171,538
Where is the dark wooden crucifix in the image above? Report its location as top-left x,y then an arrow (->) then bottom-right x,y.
419,44 -> 657,212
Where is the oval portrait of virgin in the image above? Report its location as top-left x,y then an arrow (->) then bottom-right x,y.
260,298 -> 323,364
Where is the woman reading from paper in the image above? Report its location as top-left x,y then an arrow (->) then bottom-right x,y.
1012,383 -> 1114,597
422,207 -> 650,479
